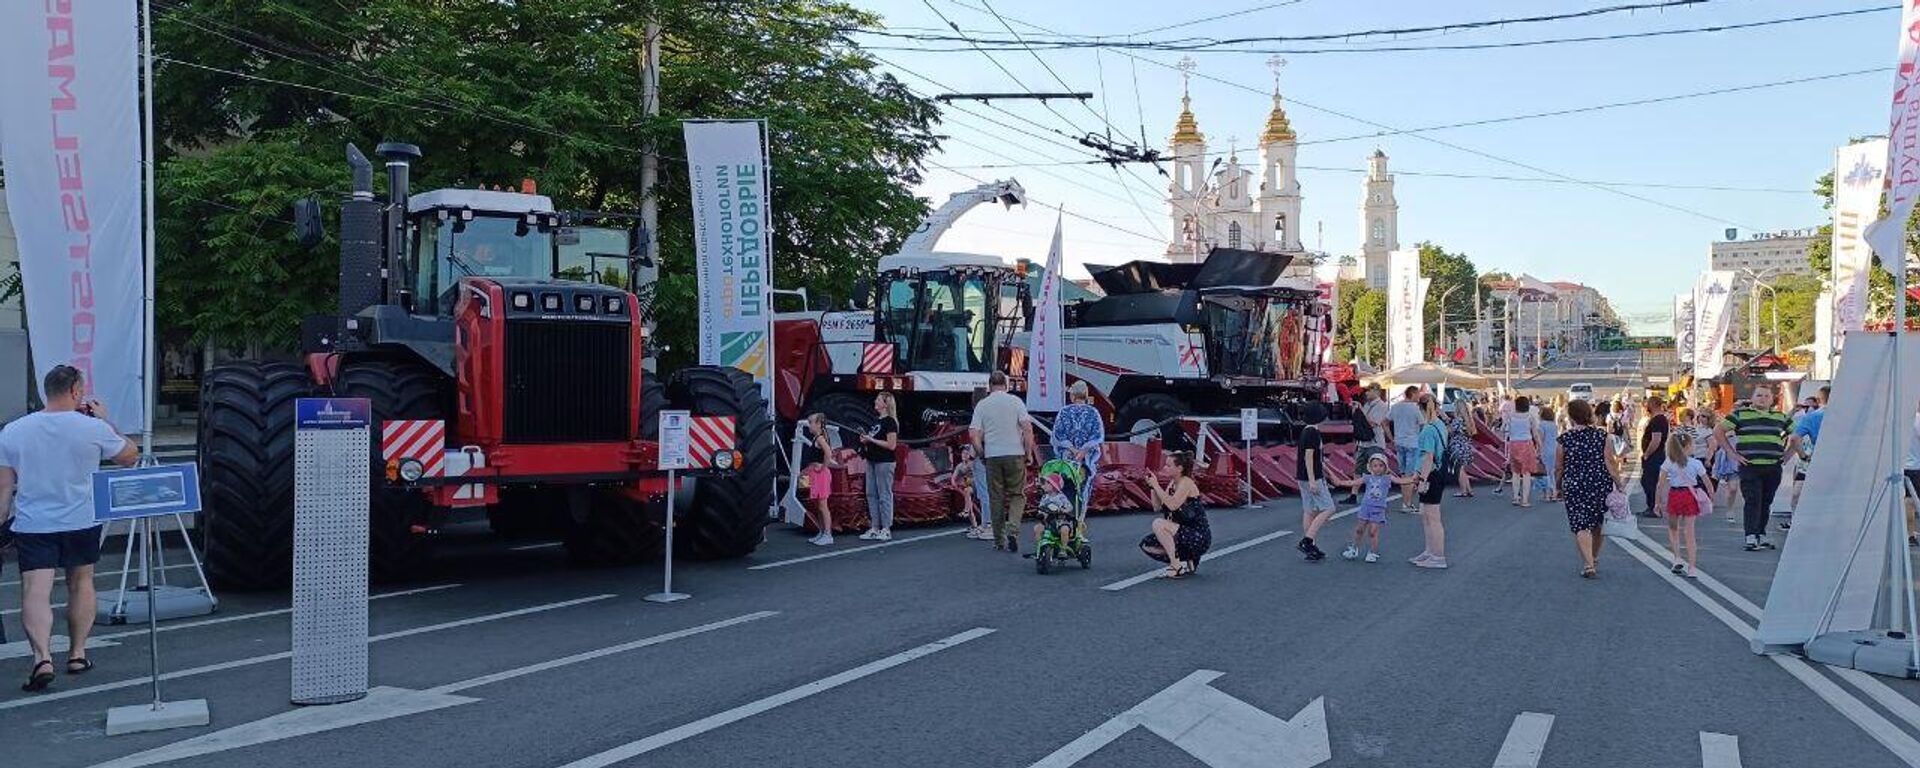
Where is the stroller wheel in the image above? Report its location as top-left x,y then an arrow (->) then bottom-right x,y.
1035,544 -> 1055,574
1078,542 -> 1093,569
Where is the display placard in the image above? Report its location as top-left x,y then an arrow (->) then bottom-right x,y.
297,398 -> 371,430
658,410 -> 692,470
93,464 -> 201,522
1240,408 -> 1259,440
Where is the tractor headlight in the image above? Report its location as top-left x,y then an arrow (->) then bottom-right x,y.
397,458 -> 426,483
541,293 -> 562,312
603,296 -> 624,315
575,294 -> 595,313
712,450 -> 736,470
511,292 -> 532,311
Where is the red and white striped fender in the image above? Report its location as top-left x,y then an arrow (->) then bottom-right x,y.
383,420 -> 446,477
687,415 -> 737,470
859,342 -> 896,374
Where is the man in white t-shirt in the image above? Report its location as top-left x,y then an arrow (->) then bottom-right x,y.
0,365 -> 138,690
969,372 -> 1037,552
1386,385 -> 1425,511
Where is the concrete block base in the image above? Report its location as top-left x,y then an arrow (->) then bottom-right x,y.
105,699 -> 211,736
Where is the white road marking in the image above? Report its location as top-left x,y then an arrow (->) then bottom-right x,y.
1101,521 -> 1317,592
1491,712 -> 1554,768
510,542 -> 562,551
555,627 -> 995,768
90,612 -> 778,768
747,528 -> 967,570
2,601 -> 66,617
1700,732 -> 1743,768
0,634 -> 119,661
0,562 -> 198,589
1029,669 -> 1329,768
429,611 -> 778,694
88,584 -> 463,643
0,594 -> 614,711
89,687 -> 480,768
1614,538 -> 1920,766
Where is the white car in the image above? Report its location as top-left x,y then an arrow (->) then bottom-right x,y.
1568,383 -> 1595,402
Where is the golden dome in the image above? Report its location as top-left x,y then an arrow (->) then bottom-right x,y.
1170,94 -> 1204,146
1261,91 -> 1295,143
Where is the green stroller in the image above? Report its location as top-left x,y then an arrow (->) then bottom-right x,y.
1033,458 -> 1092,574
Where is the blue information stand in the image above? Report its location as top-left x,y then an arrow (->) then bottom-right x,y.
94,463 -> 213,736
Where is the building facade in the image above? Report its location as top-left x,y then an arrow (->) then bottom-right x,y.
1359,150 -> 1399,290
1708,228 -> 1816,346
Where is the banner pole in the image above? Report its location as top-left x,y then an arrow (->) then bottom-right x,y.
139,0 -> 158,457
646,469 -> 689,603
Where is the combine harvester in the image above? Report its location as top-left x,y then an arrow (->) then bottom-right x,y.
197,142 -> 775,589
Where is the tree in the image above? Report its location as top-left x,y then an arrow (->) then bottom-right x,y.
1416,241 -> 1477,351
1334,280 -> 1385,367
147,0 -> 940,362
1757,272 -> 1820,351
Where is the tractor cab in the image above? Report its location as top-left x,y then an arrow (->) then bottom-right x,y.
401,189 -> 644,318
872,253 -> 1031,381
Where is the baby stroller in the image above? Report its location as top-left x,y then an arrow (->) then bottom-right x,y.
1033,459 -> 1092,574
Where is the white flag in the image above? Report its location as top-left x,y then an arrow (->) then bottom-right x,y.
1692,271 -> 1738,380
1832,139 -> 1887,346
0,1 -> 146,431
1674,293 -> 1695,365
1027,214 -> 1066,412
1864,2 -> 1920,269
683,120 -> 774,403
1385,249 -> 1423,369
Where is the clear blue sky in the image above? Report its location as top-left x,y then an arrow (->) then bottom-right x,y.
848,0 -> 1895,333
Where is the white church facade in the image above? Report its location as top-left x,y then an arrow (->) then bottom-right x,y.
1163,73 -> 1401,290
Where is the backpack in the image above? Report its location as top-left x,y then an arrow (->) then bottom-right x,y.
1350,412 -> 1376,443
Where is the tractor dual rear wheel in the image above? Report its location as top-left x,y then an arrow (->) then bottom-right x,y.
668,366 -> 777,559
196,361 -> 312,590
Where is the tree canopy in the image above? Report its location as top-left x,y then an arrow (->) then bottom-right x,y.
146,0 -> 940,360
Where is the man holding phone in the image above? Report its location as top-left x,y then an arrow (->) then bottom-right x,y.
0,365 -> 138,692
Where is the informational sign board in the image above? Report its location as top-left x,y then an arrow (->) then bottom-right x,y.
1240,408 -> 1259,440
291,398 -> 371,705
658,410 -> 692,470
92,464 -> 201,522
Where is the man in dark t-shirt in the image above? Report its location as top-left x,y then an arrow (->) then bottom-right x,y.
1295,403 -> 1334,561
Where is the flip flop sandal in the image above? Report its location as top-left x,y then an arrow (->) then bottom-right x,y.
23,660 -> 54,692
1581,566 -> 1597,579
66,658 -> 93,675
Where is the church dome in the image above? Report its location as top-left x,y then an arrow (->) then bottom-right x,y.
1261,92 -> 1296,143
1171,94 -> 1204,146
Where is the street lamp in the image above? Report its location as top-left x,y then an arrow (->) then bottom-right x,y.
1737,267 -> 1778,350
1432,284 -> 1460,360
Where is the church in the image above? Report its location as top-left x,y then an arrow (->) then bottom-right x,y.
1163,71 -> 1401,290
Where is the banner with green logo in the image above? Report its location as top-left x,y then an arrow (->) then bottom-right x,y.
684,120 -> 772,404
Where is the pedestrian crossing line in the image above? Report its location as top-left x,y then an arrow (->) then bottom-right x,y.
554,627 -> 995,768
1492,712 -> 1554,768
0,593 -> 614,712
1613,537 -> 1920,767
747,528 -> 967,571
1700,732 -> 1743,768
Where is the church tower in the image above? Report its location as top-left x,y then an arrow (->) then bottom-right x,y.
1256,81 -> 1301,254
1359,149 -> 1398,290
1166,62 -> 1209,263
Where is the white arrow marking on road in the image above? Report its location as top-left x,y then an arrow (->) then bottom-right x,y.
1029,670 -> 1330,768
1700,732 -> 1743,768
1492,712 -> 1554,768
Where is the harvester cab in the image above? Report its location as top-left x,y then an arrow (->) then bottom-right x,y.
196,142 -> 775,591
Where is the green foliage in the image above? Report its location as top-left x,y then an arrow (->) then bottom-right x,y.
1756,272 -> 1820,351
148,0 -> 939,362
1416,241 -> 1478,343
1334,279 -> 1385,366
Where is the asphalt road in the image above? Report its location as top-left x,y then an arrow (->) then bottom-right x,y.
1513,349 -> 1648,402
4,474 -> 1919,768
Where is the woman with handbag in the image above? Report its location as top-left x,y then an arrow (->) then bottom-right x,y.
1556,399 -> 1620,579
1655,432 -> 1714,578
1142,452 -> 1210,579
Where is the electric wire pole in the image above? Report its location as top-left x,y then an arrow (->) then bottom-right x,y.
639,20 -> 661,371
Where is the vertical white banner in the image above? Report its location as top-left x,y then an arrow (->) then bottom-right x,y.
1833,139 -> 1887,348
1674,293 -> 1695,366
1027,214 -> 1066,412
1812,288 -> 1834,381
0,1 -> 145,432
1864,1 -> 1920,264
1385,249 -> 1422,369
683,120 -> 773,399
1691,271 -> 1738,380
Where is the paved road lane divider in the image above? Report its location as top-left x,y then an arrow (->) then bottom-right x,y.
555,627 -> 996,768
1099,510 -> 1357,592
0,594 -> 614,712
1491,712 -> 1553,768
89,611 -> 780,768
748,528 -> 968,571
1699,732 -> 1743,768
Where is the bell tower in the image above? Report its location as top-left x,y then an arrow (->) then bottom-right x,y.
1256,56 -> 1301,254
1166,57 -> 1209,262
1360,149 -> 1398,290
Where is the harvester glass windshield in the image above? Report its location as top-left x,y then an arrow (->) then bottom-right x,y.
877,268 -> 1002,373
1201,291 -> 1316,381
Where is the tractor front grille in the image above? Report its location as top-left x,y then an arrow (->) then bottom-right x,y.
503,320 -> 631,443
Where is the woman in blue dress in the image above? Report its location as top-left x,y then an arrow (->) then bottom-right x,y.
1050,381 -> 1105,514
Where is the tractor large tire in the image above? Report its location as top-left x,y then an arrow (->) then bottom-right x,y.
668,367 -> 777,559
1115,393 -> 1193,450
806,391 -> 876,445
334,358 -> 451,582
564,489 -> 665,566
639,375 -> 667,441
196,361 -> 311,590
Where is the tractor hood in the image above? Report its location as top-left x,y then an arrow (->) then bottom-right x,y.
1086,247 -> 1293,296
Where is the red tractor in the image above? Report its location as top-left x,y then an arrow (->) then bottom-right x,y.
195,142 -> 776,589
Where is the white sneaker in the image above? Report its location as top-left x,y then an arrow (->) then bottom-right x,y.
812,534 -> 834,546
1416,556 -> 1449,569
877,529 -> 893,541
1341,545 -> 1359,560
859,529 -> 880,541
1364,552 -> 1381,563
1409,552 -> 1432,565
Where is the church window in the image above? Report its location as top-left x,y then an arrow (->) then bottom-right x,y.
1228,222 -> 1243,248
1371,219 -> 1386,244
1274,214 -> 1287,245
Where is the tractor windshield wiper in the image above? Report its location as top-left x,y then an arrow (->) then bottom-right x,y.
444,250 -> 479,277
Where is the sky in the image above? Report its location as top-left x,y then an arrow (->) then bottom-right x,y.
847,0 -> 1896,333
